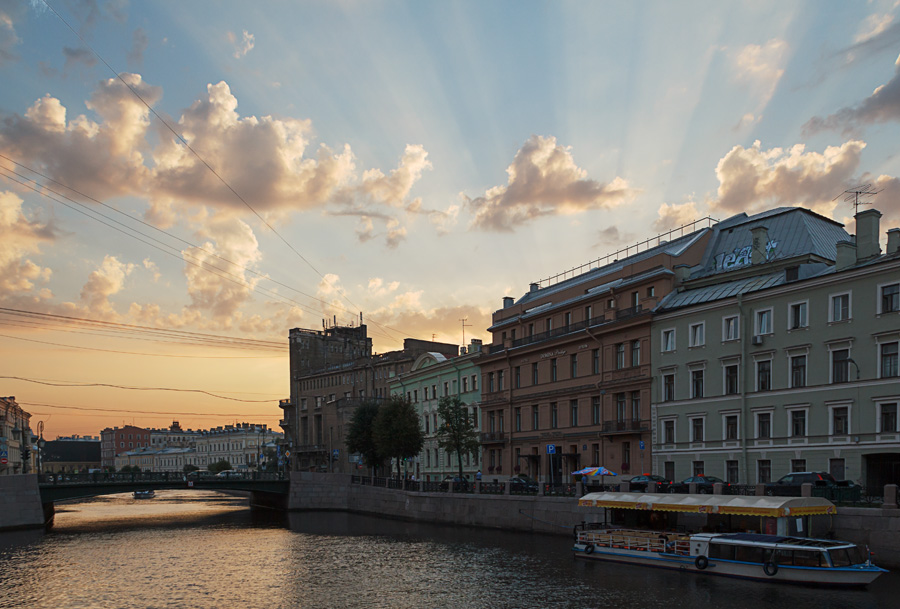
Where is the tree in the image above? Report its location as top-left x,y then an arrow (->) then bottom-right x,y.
208,459 -> 231,473
346,400 -> 383,472
374,395 -> 424,479
183,464 -> 199,473
434,396 -> 481,480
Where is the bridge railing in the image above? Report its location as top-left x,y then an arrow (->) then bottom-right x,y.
38,471 -> 286,485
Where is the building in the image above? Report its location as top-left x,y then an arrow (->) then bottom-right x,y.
100,425 -> 151,468
1,396 -> 35,475
651,207 -> 900,488
389,339 -> 484,481
192,423 -> 282,471
478,219 -> 715,482
41,438 -> 101,473
149,421 -> 200,448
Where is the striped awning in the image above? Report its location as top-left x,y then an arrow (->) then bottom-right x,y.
578,492 -> 837,517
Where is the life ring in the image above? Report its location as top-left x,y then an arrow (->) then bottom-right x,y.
695,555 -> 708,570
585,544 -> 595,554
764,561 -> 778,577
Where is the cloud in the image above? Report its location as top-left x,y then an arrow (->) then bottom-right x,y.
593,225 -> 633,248
227,30 -> 255,59
357,144 -> 432,207
142,257 -> 160,282
712,139 -> 866,217
0,190 -> 55,294
128,27 -> 148,66
368,302 -> 493,352
654,201 -> 702,232
804,53 -> 900,135
63,46 -> 97,70
78,255 -> 135,318
863,174 -> 900,231
463,135 -> 637,232
731,39 -> 788,111
856,13 -> 895,44
367,277 -> 400,297
427,204 -> 459,235
0,1 -> 23,66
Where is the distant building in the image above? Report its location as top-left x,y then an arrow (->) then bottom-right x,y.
100,425 -> 151,468
148,421 -> 200,448
41,439 -> 101,473
193,423 -> 282,471
1,396 -> 35,475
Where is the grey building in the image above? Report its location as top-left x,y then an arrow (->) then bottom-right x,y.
651,207 -> 900,489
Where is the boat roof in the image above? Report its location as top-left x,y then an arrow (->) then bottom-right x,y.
701,533 -> 853,549
578,492 -> 837,517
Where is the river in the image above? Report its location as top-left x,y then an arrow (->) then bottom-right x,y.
0,490 -> 897,609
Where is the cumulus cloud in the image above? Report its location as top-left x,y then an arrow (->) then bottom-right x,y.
0,190 -> 55,294
78,255 -> 135,318
804,53 -> 900,135
427,204 -> 459,235
0,1 -> 23,66
593,225 -> 633,248
356,144 -> 432,207
654,201 -> 702,232
227,30 -> 255,58
142,257 -> 160,282
712,140 -> 866,217
128,27 -> 148,66
731,39 -> 789,111
464,135 -> 637,232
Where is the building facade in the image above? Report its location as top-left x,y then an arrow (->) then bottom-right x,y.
651,207 -> 900,488
1,396 -> 35,475
100,425 -> 151,468
477,221 -> 713,482
389,340 -> 484,481
42,439 -> 102,473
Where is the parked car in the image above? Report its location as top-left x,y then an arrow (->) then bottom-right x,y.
215,470 -> 242,479
765,471 -> 861,500
668,475 -> 730,494
507,475 -> 539,493
625,474 -> 671,492
440,475 -> 470,491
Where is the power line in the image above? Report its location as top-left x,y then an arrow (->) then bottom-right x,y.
21,401 -> 282,418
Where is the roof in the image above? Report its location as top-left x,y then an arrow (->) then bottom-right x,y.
578,492 -> 837,517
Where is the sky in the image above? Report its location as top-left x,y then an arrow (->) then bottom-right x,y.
2,0 -> 900,439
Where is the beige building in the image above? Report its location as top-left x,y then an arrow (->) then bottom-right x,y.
1,396 -> 35,475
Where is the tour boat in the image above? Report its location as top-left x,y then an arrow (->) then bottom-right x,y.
133,490 -> 155,499
574,492 -> 887,586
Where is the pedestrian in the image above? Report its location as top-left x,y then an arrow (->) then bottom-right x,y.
475,469 -> 482,482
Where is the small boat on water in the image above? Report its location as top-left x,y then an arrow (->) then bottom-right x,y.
133,490 -> 155,499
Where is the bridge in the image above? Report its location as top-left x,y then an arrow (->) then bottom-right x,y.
37,471 -> 289,504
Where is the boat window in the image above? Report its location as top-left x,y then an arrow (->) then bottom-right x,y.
708,544 -> 735,560
734,546 -> 765,563
774,549 -> 793,565
792,550 -> 822,567
829,547 -> 865,567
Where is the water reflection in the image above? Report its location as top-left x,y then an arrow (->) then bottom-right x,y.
0,491 -> 896,609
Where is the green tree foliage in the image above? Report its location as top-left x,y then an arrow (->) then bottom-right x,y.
346,400 -> 383,471
374,395 -> 424,479
435,396 -> 481,479
208,459 -> 232,473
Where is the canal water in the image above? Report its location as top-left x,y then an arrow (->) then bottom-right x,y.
0,490 -> 897,609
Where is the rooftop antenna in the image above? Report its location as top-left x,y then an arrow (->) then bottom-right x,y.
833,183 -> 882,216
460,317 -> 472,346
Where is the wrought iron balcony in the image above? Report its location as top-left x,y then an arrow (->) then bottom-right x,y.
481,431 -> 507,444
601,419 -> 648,434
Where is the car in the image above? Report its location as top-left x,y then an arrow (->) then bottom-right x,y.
765,471 -> 861,500
625,474 -> 671,492
439,475 -> 470,491
507,475 -> 539,493
215,470 -> 242,479
668,475 -> 729,494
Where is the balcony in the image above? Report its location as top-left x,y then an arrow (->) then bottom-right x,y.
481,431 -> 507,444
615,304 -> 645,320
278,419 -> 292,429
279,398 -> 293,409
601,419 -> 648,434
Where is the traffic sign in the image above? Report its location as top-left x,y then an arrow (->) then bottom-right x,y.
639,440 -> 645,450
546,444 -> 556,454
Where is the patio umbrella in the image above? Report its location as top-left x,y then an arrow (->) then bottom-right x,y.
571,466 -> 617,477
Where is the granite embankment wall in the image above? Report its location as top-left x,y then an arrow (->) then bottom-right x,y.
288,472 -> 900,569
0,475 -> 46,531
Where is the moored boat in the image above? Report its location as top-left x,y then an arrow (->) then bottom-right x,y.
133,490 -> 155,499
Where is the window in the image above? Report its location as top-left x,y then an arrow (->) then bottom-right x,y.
830,293 -> 851,322
724,415 -> 738,440
881,342 -> 899,378
724,364 -> 739,395
663,373 -> 675,402
756,412 -> 772,439
631,391 -> 641,421
424,386 -> 429,400
515,366 -> 521,389
514,407 -> 522,432
564,312 -> 572,328
755,308 -> 772,335
664,461 -> 675,481
880,403 -> 898,433
788,354 -> 806,388
791,459 -> 806,473
829,458 -> 845,481
570,400 -> 579,427
570,354 -> 578,378
789,301 -> 808,329
593,444 -> 601,467
790,410 -> 807,437
591,396 -> 601,425
616,343 -> 625,369
616,393 -> 627,422
647,286 -> 655,298
756,360 -> 771,391
726,460 -> 739,484
592,349 -> 600,375
689,322 -> 705,347
622,442 -> 631,469
692,460 -> 705,476
472,375 -> 477,391
551,403 -> 558,428
497,372 -> 504,391
661,329 -> 675,352
585,305 -> 593,323
532,406 -> 540,430
546,317 -> 553,332
551,359 -> 558,381
831,348 -> 850,384
832,406 -> 849,436
488,373 -> 495,393
691,369 -> 704,399
631,340 -> 641,367
723,315 -> 739,341
691,418 -> 704,442
758,460 -> 772,484
880,283 -> 899,314
663,419 -> 675,444
532,363 -> 539,385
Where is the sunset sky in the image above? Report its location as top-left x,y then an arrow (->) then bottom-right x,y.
2,1 -> 900,439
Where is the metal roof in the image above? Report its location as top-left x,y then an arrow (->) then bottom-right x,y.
578,492 -> 837,517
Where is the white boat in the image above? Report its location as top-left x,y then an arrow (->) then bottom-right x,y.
133,490 -> 155,499
574,492 -> 887,586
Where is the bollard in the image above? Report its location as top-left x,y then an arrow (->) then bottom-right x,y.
713,482 -> 723,495
884,484 -> 898,509
755,483 -> 766,496
801,482 -> 813,498
688,482 -> 698,494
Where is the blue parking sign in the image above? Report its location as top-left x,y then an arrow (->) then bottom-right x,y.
546,444 -> 556,454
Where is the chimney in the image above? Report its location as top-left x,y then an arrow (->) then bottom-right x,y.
673,264 -> 691,286
835,240 -> 857,271
529,283 -> 539,293
855,209 -> 882,260
750,225 -> 770,264
887,228 -> 900,255
502,296 -> 514,308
